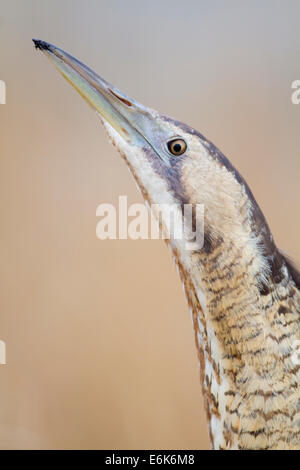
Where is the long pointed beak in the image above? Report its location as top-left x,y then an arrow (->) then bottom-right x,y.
32,39 -> 153,146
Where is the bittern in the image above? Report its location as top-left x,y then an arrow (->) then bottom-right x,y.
33,39 -> 300,450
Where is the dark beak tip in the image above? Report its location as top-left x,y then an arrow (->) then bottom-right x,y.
32,39 -> 51,51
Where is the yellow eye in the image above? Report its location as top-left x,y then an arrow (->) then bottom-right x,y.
167,138 -> 187,156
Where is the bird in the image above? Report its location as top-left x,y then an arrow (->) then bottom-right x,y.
33,39 -> 300,450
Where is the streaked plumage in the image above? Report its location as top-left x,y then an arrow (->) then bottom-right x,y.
34,39 -> 300,449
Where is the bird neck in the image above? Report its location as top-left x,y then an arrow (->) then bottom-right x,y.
174,236 -> 300,449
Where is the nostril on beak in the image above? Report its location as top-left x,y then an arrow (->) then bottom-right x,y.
108,88 -> 133,107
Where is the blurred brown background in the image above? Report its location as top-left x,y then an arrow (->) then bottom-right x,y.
0,0 -> 300,450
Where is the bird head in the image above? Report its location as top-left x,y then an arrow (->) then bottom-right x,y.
33,39 -> 281,284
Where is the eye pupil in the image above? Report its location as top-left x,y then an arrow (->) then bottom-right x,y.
173,143 -> 181,153
167,138 -> 187,156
